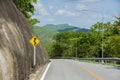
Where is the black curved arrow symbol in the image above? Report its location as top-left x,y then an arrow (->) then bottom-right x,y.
34,38 -> 37,45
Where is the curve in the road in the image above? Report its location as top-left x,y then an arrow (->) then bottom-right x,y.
42,59 -> 120,80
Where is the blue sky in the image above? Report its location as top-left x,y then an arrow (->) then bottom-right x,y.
33,0 -> 120,29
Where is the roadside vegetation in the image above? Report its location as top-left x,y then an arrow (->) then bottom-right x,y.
50,16 -> 120,59
13,0 -> 40,26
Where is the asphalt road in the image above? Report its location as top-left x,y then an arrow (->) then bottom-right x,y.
44,59 -> 120,80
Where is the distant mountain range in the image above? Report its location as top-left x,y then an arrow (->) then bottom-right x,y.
34,24 -> 89,52
43,24 -> 89,32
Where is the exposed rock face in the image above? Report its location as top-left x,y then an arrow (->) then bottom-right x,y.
0,0 -> 49,80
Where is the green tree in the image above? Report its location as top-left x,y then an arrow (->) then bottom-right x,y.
112,16 -> 120,35
50,20 -> 120,59
104,36 -> 120,58
13,0 -> 40,25
51,31 -> 77,58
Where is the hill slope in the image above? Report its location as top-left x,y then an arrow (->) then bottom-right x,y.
34,25 -> 89,55
34,26 -> 58,41
34,26 -> 57,53
44,24 -> 89,32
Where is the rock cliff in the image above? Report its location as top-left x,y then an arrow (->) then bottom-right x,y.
0,0 -> 49,80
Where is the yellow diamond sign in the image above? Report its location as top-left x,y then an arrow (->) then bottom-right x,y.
29,36 -> 40,46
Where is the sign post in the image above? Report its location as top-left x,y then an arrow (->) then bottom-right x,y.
34,46 -> 36,66
29,36 -> 40,67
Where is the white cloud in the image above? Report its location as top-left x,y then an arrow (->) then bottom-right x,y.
64,5 -> 68,9
85,13 -> 113,22
68,23 -> 73,26
81,0 -> 100,3
34,2 -> 49,16
32,15 -> 41,20
76,4 -> 88,11
49,6 -> 53,9
55,9 -> 80,17
47,18 -> 55,22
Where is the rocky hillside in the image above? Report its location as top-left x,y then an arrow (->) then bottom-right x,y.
0,0 -> 49,80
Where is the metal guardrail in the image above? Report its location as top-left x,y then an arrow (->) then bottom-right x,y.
53,57 -> 120,66
52,57 -> 120,66
53,57 -> 120,62
76,58 -> 120,61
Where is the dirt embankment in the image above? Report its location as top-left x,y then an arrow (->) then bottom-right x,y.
0,0 -> 49,80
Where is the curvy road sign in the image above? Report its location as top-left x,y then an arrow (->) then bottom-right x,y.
29,36 -> 40,46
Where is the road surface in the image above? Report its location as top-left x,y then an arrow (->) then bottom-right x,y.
43,59 -> 120,80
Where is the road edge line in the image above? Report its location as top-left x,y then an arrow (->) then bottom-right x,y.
40,62 -> 51,80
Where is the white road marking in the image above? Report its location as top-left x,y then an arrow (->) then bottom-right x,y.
40,62 -> 51,80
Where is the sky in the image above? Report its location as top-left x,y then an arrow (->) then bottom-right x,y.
33,0 -> 120,29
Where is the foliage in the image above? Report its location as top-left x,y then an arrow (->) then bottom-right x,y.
50,17 -> 120,58
104,36 -> 120,58
33,25 -> 89,58
13,0 -> 39,25
33,26 -> 58,56
28,18 -> 40,26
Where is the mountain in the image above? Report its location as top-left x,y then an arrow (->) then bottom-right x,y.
34,24 -> 89,54
34,26 -> 58,41
44,24 -> 89,32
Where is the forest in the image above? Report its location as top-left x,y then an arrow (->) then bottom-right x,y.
49,17 -> 120,58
